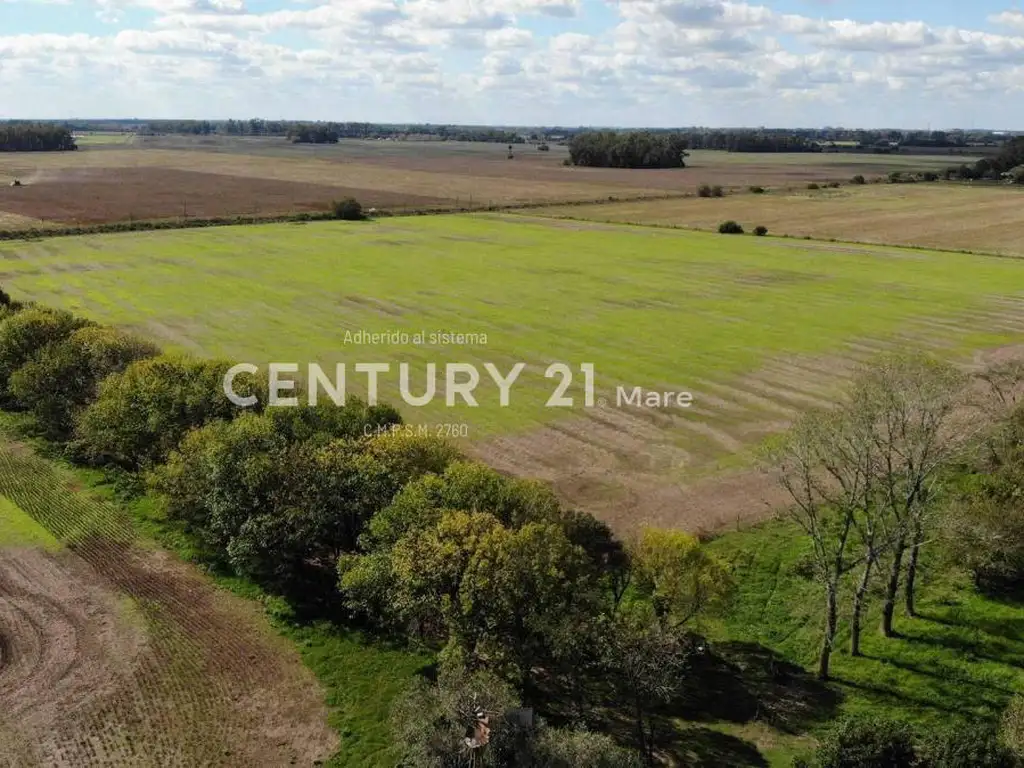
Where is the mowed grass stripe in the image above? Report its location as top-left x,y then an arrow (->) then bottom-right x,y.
0,214 -> 1022,470
0,494 -> 60,550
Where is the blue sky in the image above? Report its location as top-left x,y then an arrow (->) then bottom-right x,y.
2,0 -> 1024,127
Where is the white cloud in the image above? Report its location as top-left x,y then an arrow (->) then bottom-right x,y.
2,0 -> 1024,126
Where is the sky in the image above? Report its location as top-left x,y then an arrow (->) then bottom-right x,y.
2,0 -> 1024,128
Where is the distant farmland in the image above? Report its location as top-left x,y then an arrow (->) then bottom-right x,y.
1,214 -> 1021,533
0,135 -> 980,227
531,183 -> 1024,258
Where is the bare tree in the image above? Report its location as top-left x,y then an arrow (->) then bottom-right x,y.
605,609 -> 691,763
853,353 -> 971,635
766,406 -> 873,680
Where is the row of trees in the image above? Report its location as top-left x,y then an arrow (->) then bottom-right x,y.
767,353 -> 1024,681
0,124 -> 77,152
0,288 -> 740,764
139,119 -> 527,143
568,131 -> 690,169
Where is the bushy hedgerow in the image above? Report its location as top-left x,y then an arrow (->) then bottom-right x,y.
10,326 -> 159,438
0,306 -> 94,397
72,355 -> 267,470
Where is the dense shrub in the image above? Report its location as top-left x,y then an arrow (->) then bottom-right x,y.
9,327 -> 159,438
807,183 -> 820,190
922,171 -> 939,182
754,225 -> 768,236
919,725 -> 1019,768
711,185 -> 724,197
749,185 -> 766,194
534,729 -> 644,767
332,197 -> 365,220
946,406 -> 1024,596
697,184 -> 713,198
73,355 -> 266,469
851,174 -> 866,184
391,667 -> 524,767
805,716 -> 917,768
0,307 -> 93,395
1004,696 -> 1024,758
718,220 -> 744,235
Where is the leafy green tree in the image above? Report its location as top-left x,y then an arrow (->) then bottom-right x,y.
150,412 -> 288,547
333,197 -> 365,220
343,508 -> 596,679
0,307 -> 92,395
631,527 -> 733,629
9,326 -> 158,438
74,355 -> 265,469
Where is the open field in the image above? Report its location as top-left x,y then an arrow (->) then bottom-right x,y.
0,168 -> 445,224
0,435 -> 339,766
0,136 -> 979,227
1,214 -> 1022,533
532,182 -> 1024,258
73,132 -> 136,147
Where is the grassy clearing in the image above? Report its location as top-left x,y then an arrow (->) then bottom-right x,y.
74,133 -> 135,146
701,519 -> 1024,763
0,494 -> 60,549
530,183 -> 1024,257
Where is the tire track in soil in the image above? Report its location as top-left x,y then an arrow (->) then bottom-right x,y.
0,446 -> 338,767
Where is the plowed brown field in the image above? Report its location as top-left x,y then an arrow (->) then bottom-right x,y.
0,443 -> 338,767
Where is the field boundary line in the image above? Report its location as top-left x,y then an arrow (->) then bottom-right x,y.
508,210 -> 1024,263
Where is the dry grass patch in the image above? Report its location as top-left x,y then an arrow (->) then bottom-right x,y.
531,183 -> 1024,257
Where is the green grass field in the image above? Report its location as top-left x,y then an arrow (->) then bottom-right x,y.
3,214 -> 1023,531
3,215 -> 1022,469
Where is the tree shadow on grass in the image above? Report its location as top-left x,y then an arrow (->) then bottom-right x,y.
918,608 -> 1024,645
660,723 -> 770,768
897,618 -> 1024,668
680,641 -> 841,734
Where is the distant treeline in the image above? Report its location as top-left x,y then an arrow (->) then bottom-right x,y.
140,119 -> 526,144
568,131 -> 689,169
0,124 -> 77,152
944,136 -> 1024,181
9,119 -> 1022,153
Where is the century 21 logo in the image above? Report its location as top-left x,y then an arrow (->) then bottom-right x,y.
223,362 -> 597,408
